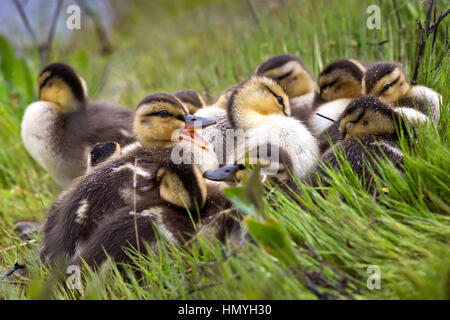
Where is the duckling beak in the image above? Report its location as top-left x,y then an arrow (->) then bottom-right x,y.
184,115 -> 217,129
203,164 -> 239,182
179,115 -> 216,150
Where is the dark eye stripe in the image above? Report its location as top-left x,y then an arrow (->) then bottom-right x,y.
274,70 -> 293,81
39,74 -> 53,90
321,79 -> 337,91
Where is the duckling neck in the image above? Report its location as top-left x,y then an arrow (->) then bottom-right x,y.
237,109 -> 274,130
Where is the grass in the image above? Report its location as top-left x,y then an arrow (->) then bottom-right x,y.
0,0 -> 448,299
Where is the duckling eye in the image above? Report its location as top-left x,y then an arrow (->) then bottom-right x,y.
381,83 -> 391,94
275,95 -> 284,107
346,121 -> 354,131
159,110 -> 170,118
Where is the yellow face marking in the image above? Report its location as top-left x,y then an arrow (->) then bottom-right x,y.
318,70 -> 363,101
340,109 -> 395,140
368,68 -> 410,103
232,77 -> 290,130
39,76 -> 79,113
133,102 -> 187,147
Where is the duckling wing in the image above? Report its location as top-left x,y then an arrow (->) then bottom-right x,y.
397,86 -> 442,123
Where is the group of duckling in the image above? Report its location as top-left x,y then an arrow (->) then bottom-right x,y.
20,54 -> 442,269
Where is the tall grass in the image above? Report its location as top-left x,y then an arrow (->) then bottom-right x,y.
0,0 -> 448,299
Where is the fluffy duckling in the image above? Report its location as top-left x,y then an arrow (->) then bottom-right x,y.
313,96 -> 421,189
254,54 -> 317,122
309,59 -> 366,135
173,89 -> 206,114
71,160 -> 209,268
40,93 -> 216,265
21,63 -> 134,187
226,76 -> 318,179
364,62 -> 441,123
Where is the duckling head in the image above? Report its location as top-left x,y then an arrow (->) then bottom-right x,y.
134,93 -> 216,149
38,63 -> 88,113
364,62 -> 411,103
339,96 -> 402,140
318,59 -> 366,101
227,76 -> 290,130
173,89 -> 206,114
254,54 -> 315,98
157,160 -> 207,210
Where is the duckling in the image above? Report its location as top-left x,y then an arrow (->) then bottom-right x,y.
86,141 -> 121,172
364,62 -> 441,123
173,89 -> 206,114
40,93 -> 217,265
21,63 -> 134,187
308,59 -> 366,135
71,160 -> 209,268
254,54 -> 317,122
313,96 -> 420,189
226,76 -> 319,179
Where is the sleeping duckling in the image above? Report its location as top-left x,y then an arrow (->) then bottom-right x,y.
40,93 -> 216,265
21,63 -> 134,187
226,76 -> 319,179
313,96 -> 422,189
254,54 -> 317,122
309,59 -> 366,135
364,62 -> 441,123
173,89 -> 206,114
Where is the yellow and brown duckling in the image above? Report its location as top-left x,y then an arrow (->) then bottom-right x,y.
309,59 -> 366,135
21,63 -> 134,188
313,96 -> 418,189
254,54 -> 317,122
225,76 -> 318,179
40,92 -> 216,265
364,62 -> 441,123
71,159 -> 223,268
173,89 -> 206,114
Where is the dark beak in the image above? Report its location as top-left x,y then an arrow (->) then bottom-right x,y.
184,115 -> 217,130
203,164 -> 239,182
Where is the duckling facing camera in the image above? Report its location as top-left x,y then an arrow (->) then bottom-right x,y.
21,63 -> 134,188
40,93 -> 217,266
313,96 -> 418,189
364,62 -> 441,123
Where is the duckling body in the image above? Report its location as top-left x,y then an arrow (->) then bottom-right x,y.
364,62 -> 441,123
71,163 -> 232,268
193,85 -> 238,165
21,63 -> 133,187
40,93 -> 216,265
